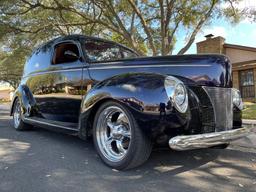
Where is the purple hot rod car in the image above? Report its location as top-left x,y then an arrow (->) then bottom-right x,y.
10,35 -> 251,170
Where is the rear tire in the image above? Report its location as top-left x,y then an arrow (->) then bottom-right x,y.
12,99 -> 33,131
93,101 -> 152,170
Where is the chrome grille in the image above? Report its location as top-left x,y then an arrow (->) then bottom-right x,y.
189,86 -> 215,133
203,87 -> 233,132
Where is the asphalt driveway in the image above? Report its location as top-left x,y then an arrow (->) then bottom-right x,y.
0,103 -> 255,192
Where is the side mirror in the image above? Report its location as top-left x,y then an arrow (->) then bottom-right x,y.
64,50 -> 79,60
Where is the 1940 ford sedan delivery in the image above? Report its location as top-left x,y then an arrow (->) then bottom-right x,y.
10,35 -> 251,170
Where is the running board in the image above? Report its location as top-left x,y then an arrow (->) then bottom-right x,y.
24,117 -> 78,131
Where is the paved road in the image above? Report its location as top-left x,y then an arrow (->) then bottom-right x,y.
0,104 -> 255,192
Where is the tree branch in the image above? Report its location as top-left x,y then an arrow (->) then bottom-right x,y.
4,3 -> 39,15
130,11 -> 136,36
177,0 -> 218,55
105,1 -> 131,39
227,0 -> 237,15
127,0 -> 157,55
158,0 -> 166,55
165,0 -> 175,30
167,19 -> 181,54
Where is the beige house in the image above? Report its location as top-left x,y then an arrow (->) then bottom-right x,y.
0,83 -> 13,101
197,34 -> 256,101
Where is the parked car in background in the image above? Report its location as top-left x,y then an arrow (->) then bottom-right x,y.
10,35 -> 251,170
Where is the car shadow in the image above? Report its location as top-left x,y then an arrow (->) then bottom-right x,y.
0,105 -> 255,192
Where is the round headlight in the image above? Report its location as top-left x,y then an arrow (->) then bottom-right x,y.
232,88 -> 243,110
164,76 -> 188,113
174,84 -> 186,106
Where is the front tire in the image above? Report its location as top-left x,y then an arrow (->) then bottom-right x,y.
93,101 -> 152,170
12,99 -> 32,131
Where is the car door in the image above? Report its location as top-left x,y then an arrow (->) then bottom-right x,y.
33,40 -> 88,124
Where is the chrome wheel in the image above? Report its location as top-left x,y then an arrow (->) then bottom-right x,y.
13,100 -> 21,129
96,106 -> 132,162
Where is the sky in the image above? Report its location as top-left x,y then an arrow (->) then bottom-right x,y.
173,0 -> 256,54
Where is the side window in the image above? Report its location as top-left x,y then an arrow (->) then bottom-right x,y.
52,42 -> 80,65
84,40 -> 122,62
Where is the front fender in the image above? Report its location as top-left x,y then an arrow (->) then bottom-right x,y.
78,73 -> 191,139
81,73 -> 172,115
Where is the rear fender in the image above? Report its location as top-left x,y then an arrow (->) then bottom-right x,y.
10,85 -> 36,117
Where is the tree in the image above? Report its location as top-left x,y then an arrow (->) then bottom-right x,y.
0,46 -> 30,89
0,0 -> 254,86
0,30 -> 34,88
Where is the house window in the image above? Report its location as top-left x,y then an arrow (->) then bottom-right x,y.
239,69 -> 255,98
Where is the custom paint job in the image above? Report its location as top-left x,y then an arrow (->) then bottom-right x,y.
10,35 -> 241,144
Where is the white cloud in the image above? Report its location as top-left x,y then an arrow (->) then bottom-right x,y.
178,1 -> 256,54
204,26 -> 228,38
180,26 -> 228,54
221,0 -> 256,10
195,26 -> 228,43
121,84 -> 137,92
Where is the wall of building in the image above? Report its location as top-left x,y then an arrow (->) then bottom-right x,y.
232,71 -> 239,90
225,48 -> 256,63
0,82 -> 12,101
197,36 -> 225,54
196,35 -> 256,100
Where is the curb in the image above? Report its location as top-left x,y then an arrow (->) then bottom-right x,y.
233,120 -> 256,149
243,119 -> 256,125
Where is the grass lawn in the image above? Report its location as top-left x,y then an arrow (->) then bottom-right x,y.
242,102 -> 256,120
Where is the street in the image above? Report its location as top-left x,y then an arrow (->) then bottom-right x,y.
0,103 -> 255,192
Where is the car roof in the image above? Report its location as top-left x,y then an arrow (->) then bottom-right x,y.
38,34 -> 137,55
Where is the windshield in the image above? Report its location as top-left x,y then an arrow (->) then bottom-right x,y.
83,40 -> 138,62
